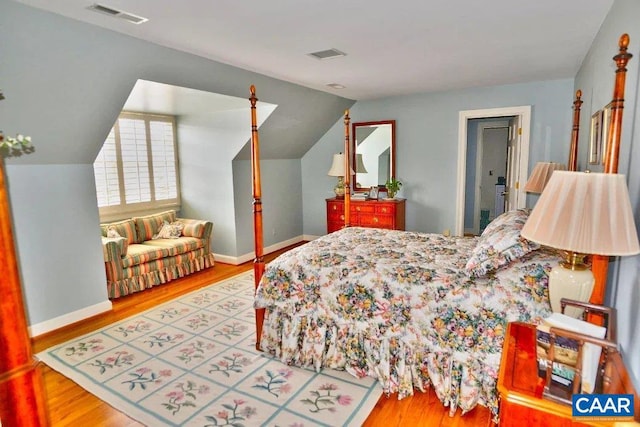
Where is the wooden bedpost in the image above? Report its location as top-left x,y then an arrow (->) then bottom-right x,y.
0,158 -> 49,426
343,110 -> 351,228
567,90 -> 582,171
590,34 -> 632,319
249,85 -> 265,350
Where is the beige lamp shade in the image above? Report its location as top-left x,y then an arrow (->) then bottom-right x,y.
355,153 -> 368,173
327,153 -> 355,177
522,171 -> 639,316
521,171 -> 640,256
524,162 -> 566,193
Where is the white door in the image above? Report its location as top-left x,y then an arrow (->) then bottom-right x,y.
504,116 -> 521,211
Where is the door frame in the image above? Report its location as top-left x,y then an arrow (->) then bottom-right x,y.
473,121 -> 510,235
455,106 -> 531,236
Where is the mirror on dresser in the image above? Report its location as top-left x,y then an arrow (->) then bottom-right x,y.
351,120 -> 396,191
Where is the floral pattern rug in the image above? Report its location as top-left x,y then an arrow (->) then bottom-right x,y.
37,272 -> 382,426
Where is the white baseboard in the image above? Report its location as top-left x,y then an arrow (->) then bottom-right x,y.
213,234 -> 320,265
29,300 -> 113,338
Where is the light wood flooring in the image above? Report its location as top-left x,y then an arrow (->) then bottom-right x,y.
33,244 -> 493,427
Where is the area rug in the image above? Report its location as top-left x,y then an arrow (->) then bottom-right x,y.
37,272 -> 383,426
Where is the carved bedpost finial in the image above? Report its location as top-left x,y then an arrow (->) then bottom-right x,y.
249,85 -> 257,107
620,33 -> 630,50
614,33 -> 632,71
568,89 -> 583,171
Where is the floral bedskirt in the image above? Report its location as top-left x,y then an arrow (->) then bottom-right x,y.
254,227 -> 560,418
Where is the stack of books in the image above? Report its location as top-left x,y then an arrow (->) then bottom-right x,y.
351,193 -> 368,200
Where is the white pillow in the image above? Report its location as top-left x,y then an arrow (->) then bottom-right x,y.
106,226 -> 121,238
153,221 -> 184,239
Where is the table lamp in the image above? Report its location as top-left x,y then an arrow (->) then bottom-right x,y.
521,171 -> 640,316
524,162 -> 566,193
327,153 -> 354,198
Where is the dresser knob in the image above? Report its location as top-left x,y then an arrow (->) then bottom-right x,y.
333,205 -> 337,210
356,207 -> 361,211
373,217 -> 379,223
382,208 -> 387,213
340,215 -> 344,220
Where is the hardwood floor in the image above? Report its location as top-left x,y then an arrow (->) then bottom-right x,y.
33,245 -> 493,427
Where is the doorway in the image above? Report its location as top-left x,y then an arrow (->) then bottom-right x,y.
470,121 -> 510,235
455,106 -> 531,236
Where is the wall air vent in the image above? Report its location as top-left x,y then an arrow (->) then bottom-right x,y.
308,49 -> 347,60
87,4 -> 149,24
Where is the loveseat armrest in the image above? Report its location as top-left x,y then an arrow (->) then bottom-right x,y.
101,236 -> 128,262
177,218 -> 213,241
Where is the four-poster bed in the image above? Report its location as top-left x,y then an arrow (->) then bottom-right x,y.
247,34 -> 634,419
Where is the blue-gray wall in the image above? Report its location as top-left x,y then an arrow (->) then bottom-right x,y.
574,0 -> 640,391
233,159 -> 303,256
302,79 -> 573,236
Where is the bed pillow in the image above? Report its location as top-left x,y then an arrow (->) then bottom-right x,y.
465,209 -> 540,277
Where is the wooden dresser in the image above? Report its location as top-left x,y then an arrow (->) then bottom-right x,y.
326,197 -> 405,233
497,322 -> 640,426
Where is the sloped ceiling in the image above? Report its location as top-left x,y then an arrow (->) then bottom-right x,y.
0,1 -> 354,165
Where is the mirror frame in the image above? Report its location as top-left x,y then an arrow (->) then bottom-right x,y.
351,120 -> 396,192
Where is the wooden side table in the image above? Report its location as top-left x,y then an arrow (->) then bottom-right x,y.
497,322 -> 640,426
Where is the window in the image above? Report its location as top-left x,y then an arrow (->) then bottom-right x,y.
94,112 -> 180,219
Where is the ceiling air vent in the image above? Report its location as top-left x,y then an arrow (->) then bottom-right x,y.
87,4 -> 149,24
308,49 -> 347,60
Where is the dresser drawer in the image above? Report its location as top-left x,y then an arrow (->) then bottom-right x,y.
328,202 -> 344,214
375,204 -> 395,215
359,214 -> 394,228
328,212 -> 345,222
351,204 -> 375,214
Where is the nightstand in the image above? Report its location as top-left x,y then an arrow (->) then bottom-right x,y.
497,322 -> 640,426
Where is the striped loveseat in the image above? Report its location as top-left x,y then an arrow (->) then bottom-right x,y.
100,210 -> 215,298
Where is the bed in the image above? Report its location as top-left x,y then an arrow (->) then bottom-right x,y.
246,34 -> 632,420
255,218 -> 559,416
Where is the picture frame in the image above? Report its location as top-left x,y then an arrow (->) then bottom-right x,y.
589,110 -> 603,165
600,103 -> 613,165
368,186 -> 379,200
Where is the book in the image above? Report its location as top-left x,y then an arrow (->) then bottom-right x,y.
536,313 -> 607,397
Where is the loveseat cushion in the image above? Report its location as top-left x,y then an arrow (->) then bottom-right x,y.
121,244 -> 172,268
121,237 -> 206,268
132,210 -> 177,242
142,237 -> 204,257
100,219 -> 138,245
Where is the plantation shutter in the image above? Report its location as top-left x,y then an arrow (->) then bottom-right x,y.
119,117 -> 151,204
149,120 -> 178,201
93,112 -> 180,219
94,128 -> 120,207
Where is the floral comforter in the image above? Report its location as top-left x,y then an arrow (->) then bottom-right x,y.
254,227 -> 560,418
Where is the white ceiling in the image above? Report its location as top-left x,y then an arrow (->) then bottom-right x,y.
17,0 -> 613,100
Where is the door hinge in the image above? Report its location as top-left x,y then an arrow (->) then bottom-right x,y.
515,182 -> 519,190
518,127 -> 522,135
